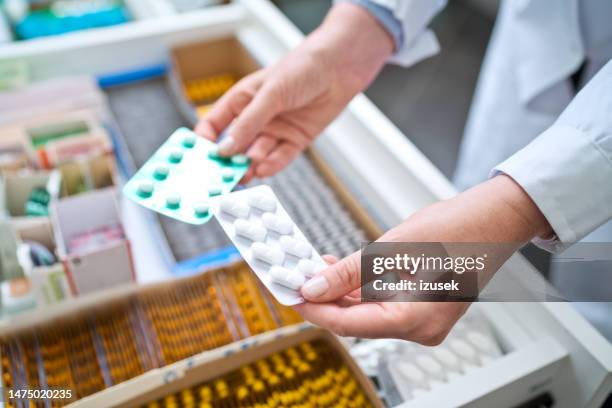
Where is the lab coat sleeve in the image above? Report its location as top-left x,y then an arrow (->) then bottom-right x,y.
337,0 -> 447,67
492,59 -> 612,252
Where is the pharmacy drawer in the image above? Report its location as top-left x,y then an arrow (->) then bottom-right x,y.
1,0 -> 610,407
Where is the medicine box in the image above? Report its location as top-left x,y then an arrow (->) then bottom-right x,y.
21,110 -> 113,169
0,169 -> 62,219
58,153 -> 119,196
169,36 -> 260,122
73,325 -> 383,408
12,217 -> 72,306
51,187 -> 135,295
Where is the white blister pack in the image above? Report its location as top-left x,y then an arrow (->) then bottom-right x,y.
211,185 -> 327,305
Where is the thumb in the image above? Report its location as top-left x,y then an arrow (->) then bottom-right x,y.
218,84 -> 281,156
301,251 -> 361,302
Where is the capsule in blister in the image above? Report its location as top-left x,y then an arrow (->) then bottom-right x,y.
280,236 -> 312,259
220,197 -> 250,219
234,219 -> 267,242
270,266 -> 305,290
251,242 -> 284,265
262,212 -> 293,235
247,191 -> 277,212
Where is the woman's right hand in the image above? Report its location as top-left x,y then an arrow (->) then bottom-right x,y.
195,3 -> 394,182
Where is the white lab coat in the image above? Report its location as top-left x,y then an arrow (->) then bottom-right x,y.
361,0 -> 612,338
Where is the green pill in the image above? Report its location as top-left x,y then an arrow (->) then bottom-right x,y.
168,149 -> 183,163
194,202 -> 210,217
231,154 -> 249,165
137,180 -> 154,197
182,134 -> 197,148
208,146 -> 220,159
153,164 -> 169,180
166,194 -> 181,209
221,168 -> 234,181
208,184 -> 222,196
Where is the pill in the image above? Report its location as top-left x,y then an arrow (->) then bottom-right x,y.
194,202 -> 210,217
168,149 -> 183,163
182,133 -> 197,148
137,180 -> 154,197
396,362 -> 428,386
153,164 -> 169,180
297,259 -> 324,278
269,266 -> 305,290
166,194 -> 181,209
449,339 -> 480,366
416,355 -> 445,381
220,197 -> 249,218
251,242 -> 284,265
466,331 -> 499,357
208,184 -> 222,196
247,192 -> 277,212
221,168 -> 235,181
432,348 -> 462,372
262,213 -> 293,234
234,219 -> 267,242
231,154 -> 249,165
208,146 -> 220,159
280,236 -> 312,259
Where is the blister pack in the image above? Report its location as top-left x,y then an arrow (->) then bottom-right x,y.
211,185 -> 327,305
123,127 -> 249,224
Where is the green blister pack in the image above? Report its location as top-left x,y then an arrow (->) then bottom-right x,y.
122,127 -> 250,225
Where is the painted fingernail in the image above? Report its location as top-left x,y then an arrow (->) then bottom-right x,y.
218,136 -> 235,155
301,276 -> 329,299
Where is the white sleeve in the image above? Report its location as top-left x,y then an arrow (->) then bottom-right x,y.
492,59 -> 612,252
374,0 -> 447,66
336,0 -> 447,67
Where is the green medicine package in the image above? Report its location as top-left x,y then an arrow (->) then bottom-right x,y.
122,128 -> 249,225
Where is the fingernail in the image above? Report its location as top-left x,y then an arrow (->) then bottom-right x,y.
218,136 -> 235,155
301,276 -> 329,299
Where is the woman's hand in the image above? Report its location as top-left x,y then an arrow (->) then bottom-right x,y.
195,3 -> 394,182
294,175 -> 552,344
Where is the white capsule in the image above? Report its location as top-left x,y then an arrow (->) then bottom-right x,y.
297,259 -> 324,278
247,191 -> 277,212
262,212 -> 293,235
279,236 -> 312,259
234,219 -> 266,242
269,266 -> 305,290
432,347 -> 462,372
219,197 -> 250,219
396,362 -> 428,388
251,242 -> 284,265
466,331 -> 500,357
449,339 -> 480,366
416,355 -> 445,381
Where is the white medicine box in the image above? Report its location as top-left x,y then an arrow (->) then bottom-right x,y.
51,187 -> 135,294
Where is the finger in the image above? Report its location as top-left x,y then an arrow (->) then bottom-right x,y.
194,72 -> 265,141
300,250 -> 361,302
240,167 -> 255,184
218,84 -> 282,156
245,135 -> 278,164
322,254 -> 339,265
254,142 -> 301,178
293,302 -> 393,338
193,119 -> 217,142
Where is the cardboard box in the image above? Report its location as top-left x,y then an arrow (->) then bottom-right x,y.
57,153 -> 118,196
51,187 -> 135,295
169,36 -> 260,123
12,217 -> 72,305
0,169 -> 61,218
71,325 -> 383,408
22,110 -> 113,169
